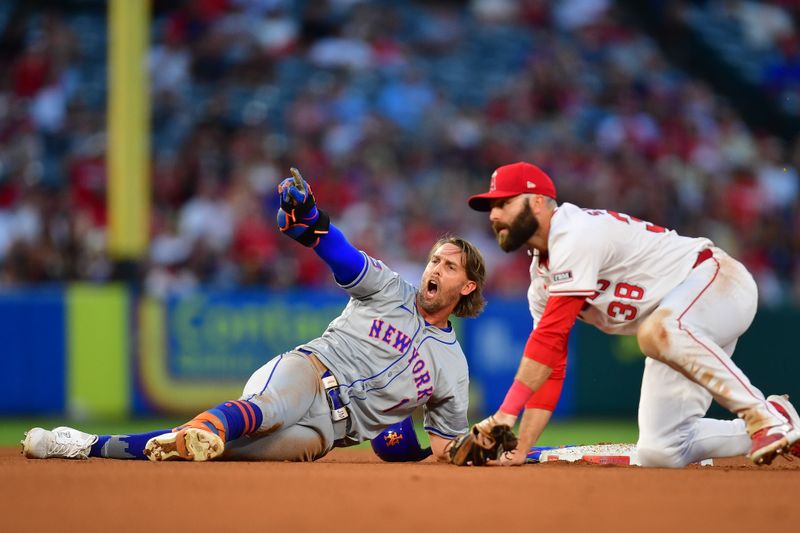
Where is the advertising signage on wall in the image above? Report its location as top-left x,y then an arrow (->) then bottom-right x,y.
5,286 -> 796,418
137,290 -> 347,413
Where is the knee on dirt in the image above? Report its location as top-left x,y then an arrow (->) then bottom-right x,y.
637,309 -> 678,363
637,442 -> 689,468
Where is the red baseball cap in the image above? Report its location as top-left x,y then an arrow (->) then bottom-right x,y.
468,162 -> 557,211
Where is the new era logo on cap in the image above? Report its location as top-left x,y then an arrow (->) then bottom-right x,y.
467,162 -> 557,211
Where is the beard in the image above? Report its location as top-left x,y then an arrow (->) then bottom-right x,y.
416,283 -> 460,316
492,201 -> 540,252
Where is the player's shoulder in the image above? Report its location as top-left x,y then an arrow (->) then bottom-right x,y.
342,252 -> 408,292
549,203 -> 605,244
551,203 -> 594,229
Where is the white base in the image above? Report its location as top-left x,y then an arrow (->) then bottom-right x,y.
536,443 -> 714,466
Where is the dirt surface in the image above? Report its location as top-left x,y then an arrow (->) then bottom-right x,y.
2,447 -> 798,533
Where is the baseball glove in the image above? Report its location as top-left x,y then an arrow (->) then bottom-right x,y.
449,424 -> 518,466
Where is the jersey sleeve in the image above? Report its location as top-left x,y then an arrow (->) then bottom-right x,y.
546,216 -> 607,297
527,256 -> 547,328
422,365 -> 469,439
338,252 -> 405,301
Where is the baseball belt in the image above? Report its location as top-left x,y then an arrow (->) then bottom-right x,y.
298,348 -> 350,422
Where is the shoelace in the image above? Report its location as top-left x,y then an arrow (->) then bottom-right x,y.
49,435 -> 88,458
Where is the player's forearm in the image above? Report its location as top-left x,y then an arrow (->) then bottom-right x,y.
516,407 -> 553,454
430,433 -> 454,462
515,356 -> 553,391
313,223 -> 367,285
491,358 -> 552,427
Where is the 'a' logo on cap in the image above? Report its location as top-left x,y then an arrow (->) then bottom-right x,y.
527,181 -> 536,189
490,171 -> 497,192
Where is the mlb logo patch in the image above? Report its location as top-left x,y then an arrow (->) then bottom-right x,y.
551,271 -> 573,285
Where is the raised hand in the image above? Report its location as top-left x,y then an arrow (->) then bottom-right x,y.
276,168 -> 329,247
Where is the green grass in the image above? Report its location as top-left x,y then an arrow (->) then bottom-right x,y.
2,417 -> 639,448
534,418 -> 639,446
414,418 -> 638,447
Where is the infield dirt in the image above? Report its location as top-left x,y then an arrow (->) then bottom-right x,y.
2,447 -> 797,532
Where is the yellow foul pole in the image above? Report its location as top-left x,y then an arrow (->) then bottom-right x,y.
108,0 -> 150,261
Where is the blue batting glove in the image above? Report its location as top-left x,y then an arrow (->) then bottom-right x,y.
276,169 -> 328,247
277,174 -> 319,222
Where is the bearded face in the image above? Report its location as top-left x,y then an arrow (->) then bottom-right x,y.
416,243 -> 472,319
417,278 -> 464,316
492,200 -> 540,252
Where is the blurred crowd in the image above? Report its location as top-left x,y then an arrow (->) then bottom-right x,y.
701,0 -> 800,116
1,0 -> 800,307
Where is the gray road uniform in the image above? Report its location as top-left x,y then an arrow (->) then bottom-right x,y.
224,252 -> 470,461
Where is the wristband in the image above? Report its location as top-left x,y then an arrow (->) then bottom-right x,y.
296,209 -> 330,247
499,379 -> 535,416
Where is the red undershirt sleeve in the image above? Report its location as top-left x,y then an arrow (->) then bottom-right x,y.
522,295 -> 585,412
525,358 -> 566,411
496,295 -> 586,417
524,295 -> 585,368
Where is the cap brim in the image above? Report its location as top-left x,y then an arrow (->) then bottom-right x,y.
467,191 -> 519,211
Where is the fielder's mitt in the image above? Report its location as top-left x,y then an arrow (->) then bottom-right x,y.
449,424 -> 518,466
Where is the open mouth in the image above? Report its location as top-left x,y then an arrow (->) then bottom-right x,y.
426,279 -> 439,298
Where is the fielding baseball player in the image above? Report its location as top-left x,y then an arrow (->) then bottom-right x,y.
22,170 -> 488,464
462,161 -> 800,468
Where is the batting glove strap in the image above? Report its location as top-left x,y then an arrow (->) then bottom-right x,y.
293,209 -> 330,247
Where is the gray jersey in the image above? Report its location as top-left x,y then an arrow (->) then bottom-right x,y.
301,252 -> 469,443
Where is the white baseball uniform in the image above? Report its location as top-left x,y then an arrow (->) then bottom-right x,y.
526,202 -> 784,467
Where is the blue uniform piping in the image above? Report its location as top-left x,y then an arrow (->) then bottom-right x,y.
257,353 -> 284,395
424,426 -> 457,439
342,333 -> 457,402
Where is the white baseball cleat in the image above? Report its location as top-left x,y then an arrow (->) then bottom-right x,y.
144,428 -> 224,462
21,426 -> 98,459
749,395 -> 800,465
767,394 -> 800,458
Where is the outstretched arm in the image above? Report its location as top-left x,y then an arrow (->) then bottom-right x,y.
277,169 -> 366,285
472,295 -> 584,465
313,224 -> 365,286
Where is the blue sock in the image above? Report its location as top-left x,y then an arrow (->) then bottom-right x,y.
89,429 -> 172,460
176,400 -> 264,442
87,401 -> 264,459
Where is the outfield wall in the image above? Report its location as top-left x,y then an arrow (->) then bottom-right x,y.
1,286 -> 797,419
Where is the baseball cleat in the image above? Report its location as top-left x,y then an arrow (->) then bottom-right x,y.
767,394 -> 800,458
144,428 -> 224,462
21,426 -> 98,459
748,395 -> 800,466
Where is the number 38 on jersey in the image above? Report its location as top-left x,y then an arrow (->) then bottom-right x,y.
582,209 -> 669,322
